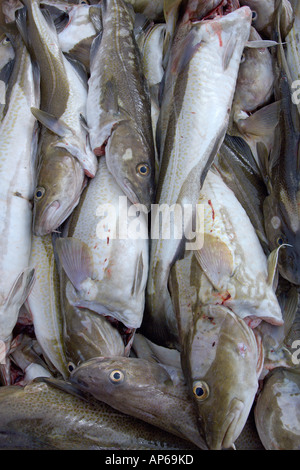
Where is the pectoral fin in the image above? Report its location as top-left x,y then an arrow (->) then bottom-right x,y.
195,234 -> 234,289
4,267 -> 35,310
237,101 -> 281,137
222,35 -> 237,71
55,238 -> 94,291
267,244 -> 292,290
31,107 -> 73,137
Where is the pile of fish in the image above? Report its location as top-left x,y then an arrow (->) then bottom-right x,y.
0,0 -> 299,451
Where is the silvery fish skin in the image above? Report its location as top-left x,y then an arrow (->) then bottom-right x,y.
231,26 -> 275,126
25,234 -> 69,380
141,23 -> 166,94
55,156 -> 149,337
86,0 -> 155,210
191,169 -> 283,326
144,7 -> 253,348
20,0 -> 97,236
263,73 -> 300,285
239,0 -> 294,39
70,355 -> 208,449
169,250 -> 263,450
0,378 -> 198,450
0,29 -> 38,383
254,367 -> 300,450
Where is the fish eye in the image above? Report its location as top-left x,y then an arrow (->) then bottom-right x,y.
192,380 -> 209,400
34,187 -> 45,200
251,10 -> 258,21
67,362 -> 75,373
109,369 -> 124,383
2,36 -> 10,45
277,236 -> 284,246
136,163 -> 150,177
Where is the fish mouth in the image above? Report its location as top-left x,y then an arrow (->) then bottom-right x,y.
208,398 -> 244,450
33,200 -> 60,236
122,179 -> 141,206
123,178 -> 152,212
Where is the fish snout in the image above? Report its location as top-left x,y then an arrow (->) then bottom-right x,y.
206,398 -> 245,450
33,200 -> 60,236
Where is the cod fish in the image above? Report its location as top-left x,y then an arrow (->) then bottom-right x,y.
86,0 -> 155,210
144,6 -> 253,347
70,355 -> 208,449
0,27 -> 38,383
131,332 -> 264,450
190,169 -> 283,327
169,248 -> 264,450
25,234 -> 69,379
254,366 -> 300,450
55,156 -> 149,353
0,378 -> 198,450
18,0 -> 97,236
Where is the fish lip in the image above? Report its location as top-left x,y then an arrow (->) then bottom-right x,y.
33,200 -> 60,236
221,398 -> 244,450
208,398 -> 244,450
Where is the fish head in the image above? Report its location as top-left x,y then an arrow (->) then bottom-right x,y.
264,195 -> 300,285
182,305 -> 261,450
240,0 -> 294,38
106,121 -> 155,211
33,147 -> 86,236
69,355 -> 172,407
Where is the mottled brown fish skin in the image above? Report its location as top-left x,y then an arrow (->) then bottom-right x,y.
0,379 -> 199,450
